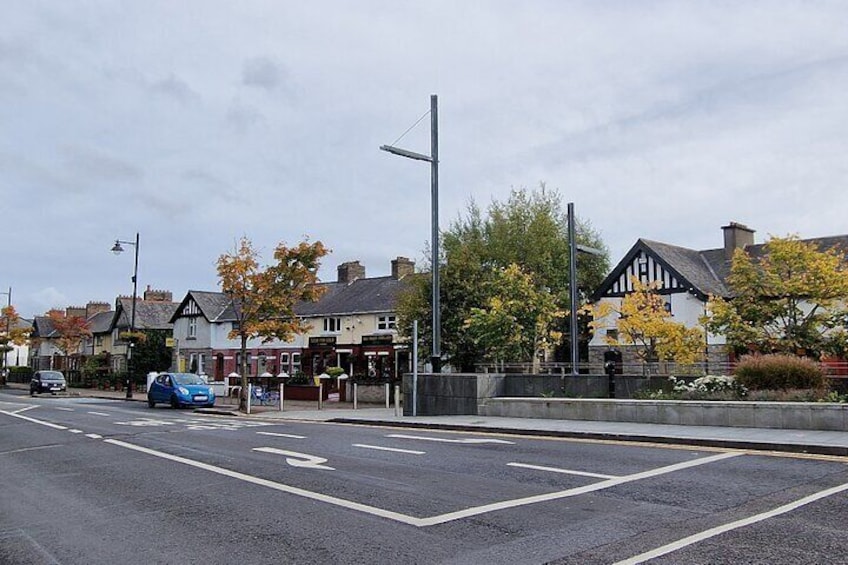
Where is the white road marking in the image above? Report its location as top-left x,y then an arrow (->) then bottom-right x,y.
253,447 -> 335,470
0,410 -> 68,430
354,444 -> 426,455
12,405 -> 38,414
68,429 -> 83,434
87,411 -> 110,416
54,407 -> 74,412
508,462 -> 618,479
615,480 -> 848,565
1,444 -> 62,455
257,431 -> 306,439
86,434 -> 103,439
387,434 -> 515,445
103,439 -> 419,525
416,452 -> 742,527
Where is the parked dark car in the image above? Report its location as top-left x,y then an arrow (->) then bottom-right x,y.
30,370 -> 67,395
147,372 -> 215,408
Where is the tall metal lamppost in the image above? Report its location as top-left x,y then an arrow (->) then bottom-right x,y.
380,94 -> 441,372
111,233 -> 139,399
567,202 -> 604,376
0,287 -> 10,384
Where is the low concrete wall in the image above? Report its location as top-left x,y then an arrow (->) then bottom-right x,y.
402,373 -> 506,416
480,397 -> 848,431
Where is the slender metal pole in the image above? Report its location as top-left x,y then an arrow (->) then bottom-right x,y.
412,320 -> 418,417
568,203 -> 579,377
127,232 -> 139,399
430,94 -> 441,373
1,287 -> 10,382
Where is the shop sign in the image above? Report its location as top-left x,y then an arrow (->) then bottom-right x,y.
362,335 -> 393,346
309,336 -> 337,347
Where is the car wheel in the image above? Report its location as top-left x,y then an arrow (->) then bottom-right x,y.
170,395 -> 180,409
147,396 -> 155,408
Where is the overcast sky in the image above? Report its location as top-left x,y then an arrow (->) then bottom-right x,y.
3,1 -> 848,318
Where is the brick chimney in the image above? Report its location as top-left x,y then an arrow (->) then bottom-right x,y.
85,301 -> 111,318
337,261 -> 366,284
143,285 -> 173,302
66,306 -> 86,319
722,222 -> 755,260
391,256 -> 415,279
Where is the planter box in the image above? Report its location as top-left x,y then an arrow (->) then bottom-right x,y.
283,385 -> 330,401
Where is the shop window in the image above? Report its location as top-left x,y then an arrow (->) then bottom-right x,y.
188,317 -> 197,338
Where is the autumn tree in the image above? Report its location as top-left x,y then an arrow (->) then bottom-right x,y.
396,185 -> 609,371
705,235 -> 848,358
46,309 -> 92,359
590,278 -> 705,366
1,305 -> 30,382
217,236 -> 328,411
464,264 -> 563,370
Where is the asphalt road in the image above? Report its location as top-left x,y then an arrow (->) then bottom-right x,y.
2,390 -> 847,565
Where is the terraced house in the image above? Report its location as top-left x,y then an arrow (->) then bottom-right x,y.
170,257 -> 415,382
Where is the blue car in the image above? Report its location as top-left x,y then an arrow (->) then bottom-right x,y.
147,372 -> 215,409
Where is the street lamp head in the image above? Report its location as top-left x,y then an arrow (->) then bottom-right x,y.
111,241 -> 124,255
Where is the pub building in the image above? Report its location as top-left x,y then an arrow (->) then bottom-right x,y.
297,257 -> 415,381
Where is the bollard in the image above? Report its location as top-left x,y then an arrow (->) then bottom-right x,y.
247,383 -> 253,415
605,361 -> 616,398
394,385 -> 400,417
280,383 -> 284,412
353,383 -> 358,410
319,382 -> 323,410
385,383 -> 390,409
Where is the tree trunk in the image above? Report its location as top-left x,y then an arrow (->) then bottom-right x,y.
239,334 -> 248,412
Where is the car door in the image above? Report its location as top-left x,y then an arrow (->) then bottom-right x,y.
152,374 -> 170,402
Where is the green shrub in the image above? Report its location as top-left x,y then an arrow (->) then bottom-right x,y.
734,354 -> 825,390
325,366 -> 345,378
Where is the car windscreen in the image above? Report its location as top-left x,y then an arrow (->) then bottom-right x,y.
40,372 -> 65,381
172,373 -> 205,385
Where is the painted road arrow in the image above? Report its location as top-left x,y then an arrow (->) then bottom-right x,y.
253,447 -> 335,470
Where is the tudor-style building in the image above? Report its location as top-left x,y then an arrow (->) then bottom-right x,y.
589,222 -> 848,370
169,257 -> 415,381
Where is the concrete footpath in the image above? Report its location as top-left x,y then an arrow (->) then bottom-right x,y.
9,384 -> 848,457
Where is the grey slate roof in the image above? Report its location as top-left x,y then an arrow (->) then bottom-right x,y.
112,298 -> 177,330
30,316 -> 57,338
594,234 -> 848,301
171,276 -> 409,323
170,290 -> 236,323
87,310 -> 115,335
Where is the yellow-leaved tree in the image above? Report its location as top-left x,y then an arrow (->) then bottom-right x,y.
589,277 -> 704,368
217,236 -> 328,411
704,235 -> 848,358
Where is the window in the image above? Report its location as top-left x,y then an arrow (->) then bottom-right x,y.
606,329 -> 619,341
94,335 -> 103,348
377,315 -> 396,331
323,317 -> 342,333
280,353 -> 290,372
188,317 -> 197,338
292,353 -> 301,372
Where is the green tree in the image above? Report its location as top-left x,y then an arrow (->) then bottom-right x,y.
590,278 -> 705,366
705,235 -> 848,358
397,184 -> 609,371
132,329 -> 172,378
464,264 -> 563,370
217,236 -> 328,411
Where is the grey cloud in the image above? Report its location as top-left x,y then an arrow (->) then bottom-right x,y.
241,57 -> 286,91
151,73 -> 199,103
62,146 -> 143,183
225,101 -> 265,133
